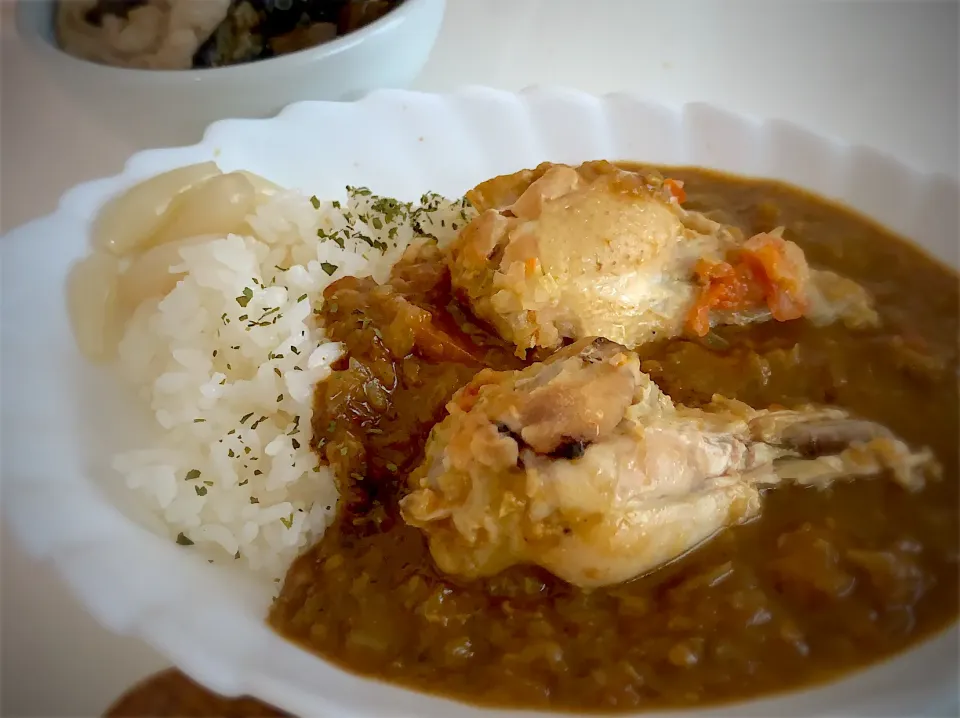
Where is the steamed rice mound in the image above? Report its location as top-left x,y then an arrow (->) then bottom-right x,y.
112,184 -> 471,579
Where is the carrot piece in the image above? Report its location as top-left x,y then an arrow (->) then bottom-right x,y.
664,178 -> 687,204
452,370 -> 497,411
686,258 -> 761,336
737,234 -> 809,321
685,234 -> 810,336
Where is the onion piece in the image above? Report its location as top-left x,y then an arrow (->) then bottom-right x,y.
118,234 -> 219,312
238,171 -> 284,202
93,162 -> 221,256
149,172 -> 256,247
66,251 -> 121,363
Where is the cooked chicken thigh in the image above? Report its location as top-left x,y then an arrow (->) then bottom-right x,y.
448,161 -> 877,355
401,338 -> 933,588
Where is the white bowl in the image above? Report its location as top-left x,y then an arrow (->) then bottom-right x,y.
14,0 -> 445,147
1,87 -> 957,718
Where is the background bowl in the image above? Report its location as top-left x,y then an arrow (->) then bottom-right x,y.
14,0 -> 445,147
1,87 -> 957,717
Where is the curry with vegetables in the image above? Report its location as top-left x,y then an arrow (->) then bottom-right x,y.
269,165 -> 959,712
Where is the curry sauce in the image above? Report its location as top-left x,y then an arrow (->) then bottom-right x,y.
269,168 -> 959,712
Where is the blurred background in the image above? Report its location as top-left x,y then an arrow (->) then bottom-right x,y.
1,1 -> 957,715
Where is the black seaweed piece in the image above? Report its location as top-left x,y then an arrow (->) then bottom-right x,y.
496,422 -> 530,469
495,422 -> 525,445
257,0 -> 348,37
550,439 -> 588,461
192,0 -> 403,68
496,424 -> 589,462
83,0 -> 148,26
192,0 -> 268,68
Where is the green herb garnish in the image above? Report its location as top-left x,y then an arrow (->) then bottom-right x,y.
236,287 -> 253,307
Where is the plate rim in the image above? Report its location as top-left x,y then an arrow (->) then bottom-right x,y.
1,86 -> 957,718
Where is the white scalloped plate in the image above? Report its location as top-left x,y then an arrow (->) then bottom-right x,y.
1,87 -> 957,718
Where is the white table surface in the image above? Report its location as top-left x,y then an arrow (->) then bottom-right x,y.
1,1 -> 957,716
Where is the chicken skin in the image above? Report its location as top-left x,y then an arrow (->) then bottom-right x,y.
447,161 -> 877,355
400,338 -> 934,588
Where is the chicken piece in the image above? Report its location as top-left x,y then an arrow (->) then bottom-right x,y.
448,161 -> 877,355
401,338 -> 934,588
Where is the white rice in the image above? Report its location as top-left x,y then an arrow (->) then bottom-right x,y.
114,185 -> 472,580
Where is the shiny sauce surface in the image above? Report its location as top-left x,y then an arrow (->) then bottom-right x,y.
269,168 -> 959,712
